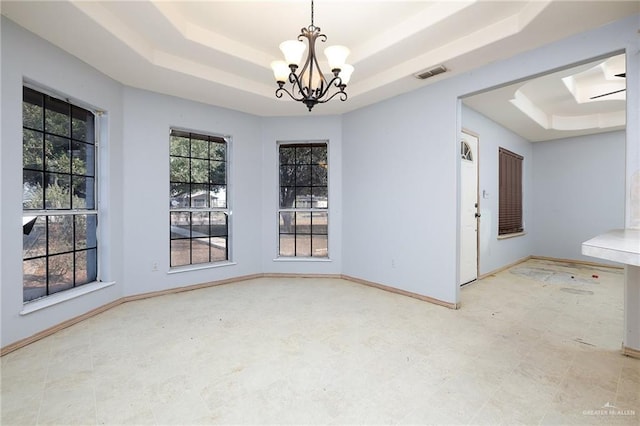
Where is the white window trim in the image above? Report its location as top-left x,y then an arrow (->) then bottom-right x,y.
20,280 -> 115,315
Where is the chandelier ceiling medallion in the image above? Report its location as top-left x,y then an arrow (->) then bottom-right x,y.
270,0 -> 354,111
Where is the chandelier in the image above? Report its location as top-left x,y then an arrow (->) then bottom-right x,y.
270,0 -> 354,111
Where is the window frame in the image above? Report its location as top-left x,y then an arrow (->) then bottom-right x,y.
277,141 -> 329,258
169,128 -> 231,268
22,85 -> 100,303
498,147 -> 524,236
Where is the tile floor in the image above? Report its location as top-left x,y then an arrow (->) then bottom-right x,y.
1,259 -> 638,425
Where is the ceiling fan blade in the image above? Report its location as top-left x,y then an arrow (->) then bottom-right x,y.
590,88 -> 626,100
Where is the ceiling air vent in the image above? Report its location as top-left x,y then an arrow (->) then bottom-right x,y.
414,65 -> 447,80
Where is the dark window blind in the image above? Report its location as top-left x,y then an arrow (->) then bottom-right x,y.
498,147 -> 523,235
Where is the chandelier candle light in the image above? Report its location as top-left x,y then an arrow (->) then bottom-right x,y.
271,0 -> 354,111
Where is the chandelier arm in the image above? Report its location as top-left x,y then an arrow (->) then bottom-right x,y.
289,70 -> 310,100
275,86 -> 302,102
315,89 -> 348,104
310,74 -> 342,100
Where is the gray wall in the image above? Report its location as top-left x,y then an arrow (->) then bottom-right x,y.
532,131 -> 626,263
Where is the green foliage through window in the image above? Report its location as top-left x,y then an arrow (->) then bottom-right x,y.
22,87 -> 98,302
278,143 -> 328,257
169,129 -> 229,267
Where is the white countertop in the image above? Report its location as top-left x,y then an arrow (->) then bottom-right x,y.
582,229 -> 640,267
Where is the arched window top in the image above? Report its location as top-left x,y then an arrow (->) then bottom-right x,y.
461,141 -> 473,161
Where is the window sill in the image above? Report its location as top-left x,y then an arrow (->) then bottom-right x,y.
497,231 -> 526,240
273,257 -> 332,262
168,261 -> 237,274
21,281 -> 116,315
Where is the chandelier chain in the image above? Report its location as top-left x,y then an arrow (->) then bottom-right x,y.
311,0 -> 314,27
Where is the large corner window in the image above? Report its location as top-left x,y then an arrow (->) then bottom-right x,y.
22,86 -> 98,302
498,147 -> 524,236
278,142 -> 328,257
170,129 -> 229,267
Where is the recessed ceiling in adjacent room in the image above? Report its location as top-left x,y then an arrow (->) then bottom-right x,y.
463,53 -> 627,142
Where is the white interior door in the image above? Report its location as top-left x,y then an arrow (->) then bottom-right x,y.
460,132 -> 479,285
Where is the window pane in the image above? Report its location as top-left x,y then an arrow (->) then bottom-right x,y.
280,165 -> 295,186
312,235 -> 328,257
295,187 -> 312,208
170,156 -> 189,182
48,252 -> 74,294
190,184 -> 209,208
191,158 -> 208,183
75,248 -> 97,285
191,238 -> 211,264
72,176 -> 95,209
23,258 -> 47,301
209,161 -> 225,184
23,87 -> 44,130
192,212 -> 210,237
311,145 -> 327,164
170,212 -> 190,239
295,212 -> 311,235
312,212 -> 328,235
48,215 -> 73,254
170,240 -> 191,267
71,106 -> 94,142
75,215 -> 97,250
191,137 -> 209,159
170,183 -> 190,209
211,237 -> 227,262
312,187 -> 328,208
295,146 -> 311,164
211,212 -> 227,237
71,141 -> 95,177
45,135 -> 71,173
311,164 -> 327,185
170,134 -> 190,157
279,212 -> 295,234
210,185 -> 226,208
23,171 -> 44,210
279,235 -> 295,257
296,165 -> 311,186
23,129 -> 43,170
279,146 -> 295,165
44,173 -> 71,209
23,216 -> 46,258
210,141 -> 225,161
280,187 -> 296,209
45,96 -> 70,137
295,235 -> 311,257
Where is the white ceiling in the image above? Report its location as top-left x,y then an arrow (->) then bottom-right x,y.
2,0 -> 638,139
